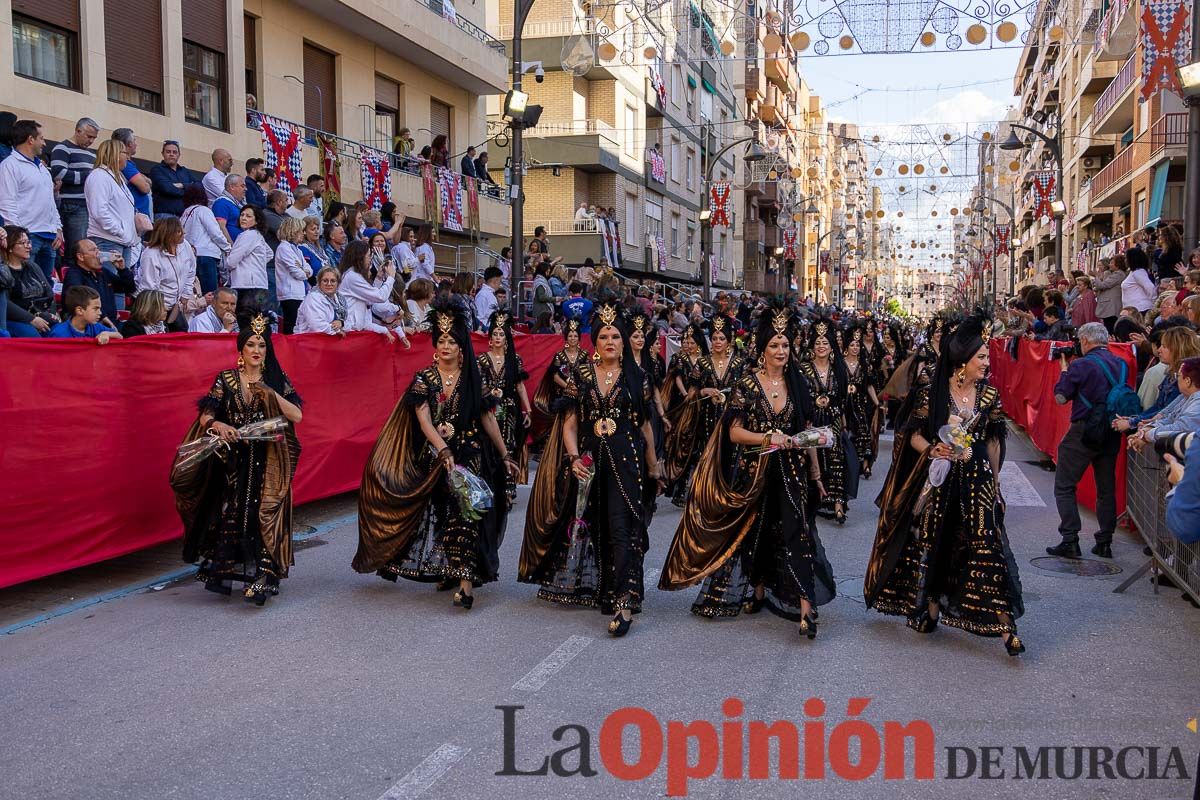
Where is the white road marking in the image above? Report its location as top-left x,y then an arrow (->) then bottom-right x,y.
1000,461 -> 1046,507
512,635 -> 593,692
377,744 -> 469,800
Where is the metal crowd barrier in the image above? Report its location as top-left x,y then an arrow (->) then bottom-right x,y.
1115,447 -> 1199,604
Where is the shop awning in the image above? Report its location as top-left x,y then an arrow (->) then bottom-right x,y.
687,74 -> 697,89
1145,162 -> 1170,228
701,78 -> 716,93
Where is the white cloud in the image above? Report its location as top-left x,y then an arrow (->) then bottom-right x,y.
915,90 -> 1010,124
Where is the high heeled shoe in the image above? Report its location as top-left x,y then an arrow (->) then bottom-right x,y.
907,608 -> 939,634
608,613 -> 632,638
375,566 -> 399,583
453,589 -> 474,610
1003,633 -> 1026,657
741,595 -> 766,615
835,507 -> 847,525
798,614 -> 817,640
243,578 -> 271,607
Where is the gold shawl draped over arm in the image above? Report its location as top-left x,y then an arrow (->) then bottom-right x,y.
518,410 -> 575,582
881,353 -> 916,400
352,397 -> 446,573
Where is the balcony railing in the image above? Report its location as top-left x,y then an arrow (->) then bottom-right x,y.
526,119 -> 619,142
419,0 -> 507,51
1092,55 -> 1135,122
1151,112 -> 1188,157
495,17 -> 595,39
523,218 -> 601,236
1093,0 -> 1132,54
245,110 -> 507,204
1090,144 -> 1134,198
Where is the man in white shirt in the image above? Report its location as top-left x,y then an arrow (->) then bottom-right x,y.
306,175 -> 325,219
189,287 -> 238,333
202,148 -> 233,205
287,187 -> 315,219
474,266 -> 504,329
0,119 -> 63,279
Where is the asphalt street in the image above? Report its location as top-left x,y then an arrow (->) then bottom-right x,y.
3,427 -> 1199,800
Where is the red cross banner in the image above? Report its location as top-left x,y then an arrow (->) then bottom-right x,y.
259,115 -> 303,193
1032,171 -> 1055,220
783,228 -> 798,260
438,168 -> 464,232
466,177 -> 480,241
710,182 -> 732,227
994,223 -> 1010,256
1141,0 -> 1191,100
359,149 -> 391,210
819,250 -> 830,274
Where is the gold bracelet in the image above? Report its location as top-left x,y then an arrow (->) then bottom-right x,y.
762,432 -> 772,448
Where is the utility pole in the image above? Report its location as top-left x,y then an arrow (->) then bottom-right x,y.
1186,0 -> 1200,249
509,0 -> 535,317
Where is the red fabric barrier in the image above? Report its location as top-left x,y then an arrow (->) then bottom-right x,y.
989,338 -> 1136,514
0,332 -> 563,589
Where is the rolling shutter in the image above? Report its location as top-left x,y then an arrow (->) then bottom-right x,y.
430,99 -> 451,145
12,0 -> 79,31
105,0 -> 164,94
183,0 -> 227,53
302,43 -> 337,133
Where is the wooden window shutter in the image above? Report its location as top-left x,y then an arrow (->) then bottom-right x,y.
430,99 -> 451,144
375,75 -> 399,111
104,0 -> 163,94
12,0 -> 80,32
183,0 -> 226,53
302,43 -> 336,133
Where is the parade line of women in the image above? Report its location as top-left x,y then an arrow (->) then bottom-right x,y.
169,299 -> 1025,656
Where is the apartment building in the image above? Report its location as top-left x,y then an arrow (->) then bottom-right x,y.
491,0 -> 738,284
3,0 -> 512,249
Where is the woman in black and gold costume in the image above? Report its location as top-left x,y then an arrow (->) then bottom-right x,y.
660,301 -> 835,638
798,319 -> 851,524
629,312 -> 670,459
662,321 -> 707,414
878,322 -> 908,431
520,300 -> 663,637
478,309 -> 531,499
664,314 -> 745,506
353,304 -> 520,610
172,313 -> 303,606
884,316 -> 948,433
533,318 -> 588,418
865,314 -> 1026,656
843,326 -> 880,479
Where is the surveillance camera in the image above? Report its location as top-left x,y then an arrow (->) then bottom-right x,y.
535,65 -> 545,83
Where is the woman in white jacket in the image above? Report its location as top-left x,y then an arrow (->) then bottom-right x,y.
137,216 -> 205,330
337,240 -> 409,346
295,266 -> 346,335
226,205 -> 273,306
274,216 -> 312,333
1121,247 -> 1158,314
180,183 -> 230,294
84,140 -> 138,270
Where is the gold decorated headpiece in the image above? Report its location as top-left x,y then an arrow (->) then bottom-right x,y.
494,313 -> 509,329
633,315 -> 646,332
598,304 -> 618,327
815,321 -> 829,337
851,328 -> 863,342
250,314 -> 267,336
771,309 -> 789,334
712,317 -> 727,333
438,314 -> 454,335
981,320 -> 993,344
566,318 -> 580,333
932,318 -> 944,332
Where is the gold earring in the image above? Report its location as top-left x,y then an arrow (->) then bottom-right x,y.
593,350 -> 601,362
955,366 -> 967,387
237,355 -> 245,369
757,353 -> 765,367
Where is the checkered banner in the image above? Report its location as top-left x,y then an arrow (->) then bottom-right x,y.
438,167 -> 463,232
1031,170 -> 1055,220
648,149 -> 666,183
710,253 -> 718,283
655,235 -> 667,272
709,182 -> 732,227
601,219 -> 621,268
1141,0 -> 1191,100
359,149 -> 391,210
994,223 -> 1010,256
259,115 -> 303,194
782,228 -> 798,260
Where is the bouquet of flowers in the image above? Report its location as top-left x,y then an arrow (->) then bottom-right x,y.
914,414 -> 976,513
570,453 -> 595,541
746,426 -> 835,456
447,464 -> 494,523
174,416 -> 289,472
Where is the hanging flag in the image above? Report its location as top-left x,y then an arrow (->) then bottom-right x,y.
317,135 -> 341,202
709,182 -> 732,227
819,250 -> 830,274
647,149 -> 666,183
600,220 -> 614,266
994,223 -> 1010,256
655,235 -> 667,272
610,219 -> 622,267
465,176 -> 480,241
259,115 -> 303,194
782,228 -> 798,260
438,168 -> 464,232
359,149 -> 391,210
710,254 -> 718,283
1031,170 -> 1055,220
421,162 -> 440,242
1141,0 -> 1190,100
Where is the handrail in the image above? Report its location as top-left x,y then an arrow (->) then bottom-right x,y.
523,218 -> 604,235
525,119 -> 619,141
416,0 -> 507,52
1150,112 -> 1187,157
1093,54 -> 1135,122
1090,144 -> 1134,198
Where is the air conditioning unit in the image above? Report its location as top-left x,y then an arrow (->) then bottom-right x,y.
1082,157 -> 1096,169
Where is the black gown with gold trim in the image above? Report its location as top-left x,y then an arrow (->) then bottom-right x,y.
864,382 -> 1024,636
659,372 -> 836,618
353,367 -> 508,585
798,360 -> 850,512
533,347 -> 588,417
173,369 -> 302,587
844,358 -> 877,472
478,351 -> 530,493
520,362 -> 655,612
666,353 -> 747,504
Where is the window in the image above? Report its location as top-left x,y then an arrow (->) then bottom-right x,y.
687,84 -> 697,120
244,15 -> 258,101
303,43 -> 337,132
686,222 -> 696,261
624,103 -> 638,156
1135,190 -> 1146,229
672,65 -> 682,106
108,82 -> 163,112
670,137 -> 680,183
184,42 -> 225,130
106,0 -> 164,113
625,192 -> 638,245
375,75 -> 401,152
686,148 -> 695,189
430,98 -> 451,147
645,196 -> 662,244
670,213 -> 680,255
719,232 -> 727,265
12,14 -> 78,89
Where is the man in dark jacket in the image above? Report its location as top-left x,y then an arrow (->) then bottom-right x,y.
61,239 -> 135,329
461,146 -> 478,179
149,140 -> 197,218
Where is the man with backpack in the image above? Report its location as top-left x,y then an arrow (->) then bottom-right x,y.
1047,322 -> 1141,559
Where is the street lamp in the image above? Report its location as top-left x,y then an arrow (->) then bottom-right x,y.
1000,121 -> 1063,281
701,135 -> 770,301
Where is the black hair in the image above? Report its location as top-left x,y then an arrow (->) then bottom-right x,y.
589,301 -> 649,421
1126,247 -> 1151,274
428,302 -> 483,436
238,204 -> 266,233
753,299 -> 814,425
925,314 -> 990,441
236,313 -> 297,402
483,265 -> 503,282
486,309 -> 520,398
11,119 -> 40,148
